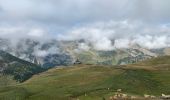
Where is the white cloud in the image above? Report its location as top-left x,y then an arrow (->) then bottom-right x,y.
33,44 -> 59,57
115,39 -> 131,49
28,29 -> 46,37
34,50 -> 48,57
0,26 -> 48,39
93,37 -> 114,51
61,20 -> 170,50
0,0 -> 170,50
78,43 -> 90,51
133,35 -> 170,49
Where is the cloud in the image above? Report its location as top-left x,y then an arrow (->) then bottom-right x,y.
0,0 -> 170,50
93,37 -> 114,51
0,0 -> 170,23
78,43 -> 90,51
133,35 -> 170,49
0,26 -> 49,39
60,20 -> 170,50
28,29 -> 46,37
114,39 -> 131,49
34,50 -> 49,57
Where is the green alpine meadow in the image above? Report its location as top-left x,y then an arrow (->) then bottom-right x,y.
0,56 -> 170,100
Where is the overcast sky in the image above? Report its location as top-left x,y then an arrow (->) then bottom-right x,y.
0,0 -> 170,49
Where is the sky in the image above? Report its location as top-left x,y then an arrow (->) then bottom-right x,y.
0,0 -> 170,50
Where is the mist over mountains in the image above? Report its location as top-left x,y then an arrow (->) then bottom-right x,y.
0,37 -> 170,69
60,20 -> 170,50
0,20 -> 170,52
0,0 -> 170,68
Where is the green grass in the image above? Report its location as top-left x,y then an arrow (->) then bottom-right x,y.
0,65 -> 169,100
138,56 -> 170,65
0,75 -> 18,87
0,56 -> 170,100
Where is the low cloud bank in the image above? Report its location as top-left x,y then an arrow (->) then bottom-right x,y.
0,20 -> 170,51
59,20 -> 170,50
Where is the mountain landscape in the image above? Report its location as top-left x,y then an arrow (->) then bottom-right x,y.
0,38 -> 170,100
0,0 -> 170,100
0,38 -> 168,67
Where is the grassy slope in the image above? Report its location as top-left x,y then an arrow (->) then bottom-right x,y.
0,74 -> 18,87
0,57 -> 169,100
76,50 -> 128,65
137,56 -> 170,65
164,48 -> 170,55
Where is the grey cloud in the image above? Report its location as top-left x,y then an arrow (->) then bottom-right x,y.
1,0 -> 170,24
0,0 -> 170,50
59,20 -> 170,50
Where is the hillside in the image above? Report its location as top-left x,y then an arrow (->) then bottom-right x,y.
128,56 -> 170,71
0,56 -> 169,100
0,50 -> 44,83
137,56 -> 170,65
